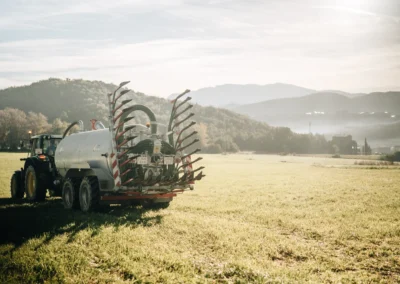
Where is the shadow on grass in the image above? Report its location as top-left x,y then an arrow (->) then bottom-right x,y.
0,198 -> 164,251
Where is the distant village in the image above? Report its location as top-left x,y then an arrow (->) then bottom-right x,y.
330,134 -> 400,155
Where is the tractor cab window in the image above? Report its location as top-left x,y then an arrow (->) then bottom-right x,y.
30,139 -> 39,156
43,138 -> 60,156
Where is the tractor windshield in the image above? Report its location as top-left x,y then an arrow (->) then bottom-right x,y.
43,138 -> 61,156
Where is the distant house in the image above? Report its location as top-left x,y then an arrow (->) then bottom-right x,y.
331,135 -> 358,155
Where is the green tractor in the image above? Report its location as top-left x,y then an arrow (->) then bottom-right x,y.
10,134 -> 63,201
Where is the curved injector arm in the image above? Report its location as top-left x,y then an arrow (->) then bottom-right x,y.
115,105 -> 158,145
167,90 -> 205,186
168,90 -> 190,145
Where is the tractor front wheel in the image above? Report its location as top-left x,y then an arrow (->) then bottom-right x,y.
79,177 -> 100,212
25,165 -> 46,202
10,172 -> 24,199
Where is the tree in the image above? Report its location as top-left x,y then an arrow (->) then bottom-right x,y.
194,123 -> 209,148
26,112 -> 51,136
51,118 -> 70,135
0,108 -> 29,149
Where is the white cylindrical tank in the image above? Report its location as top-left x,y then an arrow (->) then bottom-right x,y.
55,129 -> 113,178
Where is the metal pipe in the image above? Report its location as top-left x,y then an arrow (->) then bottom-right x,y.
176,131 -> 198,148
114,116 -> 135,131
181,148 -> 201,160
115,126 -> 136,141
117,136 -> 137,149
168,90 -> 190,144
121,178 -> 134,186
112,81 -> 130,103
94,121 -> 106,130
176,139 -> 199,152
116,105 -> 158,135
119,155 -> 141,167
174,122 -> 196,147
172,113 -> 195,131
113,89 -> 131,104
174,104 -> 193,119
177,157 -> 203,171
113,99 -> 132,115
120,168 -> 132,177
78,120 -> 84,131
63,121 -> 77,138
173,98 -> 192,116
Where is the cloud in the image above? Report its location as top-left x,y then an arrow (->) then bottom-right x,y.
316,5 -> 400,23
0,0 -> 399,94
0,0 -> 183,30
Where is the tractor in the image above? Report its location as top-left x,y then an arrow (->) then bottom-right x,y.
10,134 -> 63,201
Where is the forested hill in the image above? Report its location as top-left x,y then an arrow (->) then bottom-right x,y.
0,78 -> 330,153
0,78 -> 116,123
229,91 -> 400,144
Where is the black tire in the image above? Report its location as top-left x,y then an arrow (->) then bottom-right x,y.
62,178 -> 80,209
79,177 -> 100,212
10,173 -> 24,199
141,199 -> 170,210
25,165 -> 46,202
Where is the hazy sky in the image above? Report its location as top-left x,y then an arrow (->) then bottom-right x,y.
0,0 -> 399,96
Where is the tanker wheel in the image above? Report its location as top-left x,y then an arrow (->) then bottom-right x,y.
79,177 -> 100,212
25,165 -> 46,202
10,173 -> 24,199
62,178 -> 80,209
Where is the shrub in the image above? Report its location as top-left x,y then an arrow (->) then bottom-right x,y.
382,151 -> 400,162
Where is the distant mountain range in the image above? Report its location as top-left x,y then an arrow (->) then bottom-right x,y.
173,83 -> 400,145
231,91 -> 400,145
173,83 -> 365,108
233,91 -> 400,116
172,83 -> 316,107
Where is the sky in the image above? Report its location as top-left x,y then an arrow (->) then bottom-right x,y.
0,0 -> 399,97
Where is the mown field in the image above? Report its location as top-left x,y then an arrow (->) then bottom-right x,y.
0,153 -> 399,283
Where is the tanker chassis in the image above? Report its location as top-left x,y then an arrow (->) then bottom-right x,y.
10,81 -> 204,211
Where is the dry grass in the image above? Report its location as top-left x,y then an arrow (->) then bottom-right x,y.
0,153 -> 399,283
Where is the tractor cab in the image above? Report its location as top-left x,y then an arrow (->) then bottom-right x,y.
29,134 -> 62,158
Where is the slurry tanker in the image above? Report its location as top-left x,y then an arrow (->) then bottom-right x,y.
10,81 -> 204,211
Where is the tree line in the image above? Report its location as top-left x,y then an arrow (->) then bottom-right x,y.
0,108 -> 70,150
0,106 -> 337,154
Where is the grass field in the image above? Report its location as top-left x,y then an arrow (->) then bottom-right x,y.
0,153 -> 399,283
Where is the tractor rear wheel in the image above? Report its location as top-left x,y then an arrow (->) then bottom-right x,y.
79,177 -> 100,212
25,165 -> 46,202
10,172 -> 24,199
62,178 -> 80,209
